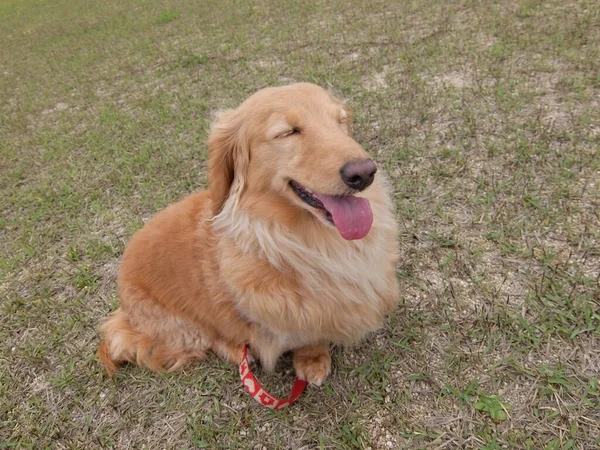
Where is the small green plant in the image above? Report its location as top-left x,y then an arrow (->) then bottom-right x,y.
72,267 -> 99,292
475,395 -> 511,422
155,11 -> 179,24
179,53 -> 208,68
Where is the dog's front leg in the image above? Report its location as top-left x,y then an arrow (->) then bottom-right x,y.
293,343 -> 331,386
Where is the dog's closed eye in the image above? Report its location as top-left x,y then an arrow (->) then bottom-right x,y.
277,127 -> 301,139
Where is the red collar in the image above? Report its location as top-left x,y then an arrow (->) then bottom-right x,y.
239,344 -> 307,409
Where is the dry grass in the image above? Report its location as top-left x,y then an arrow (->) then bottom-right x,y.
1,0 -> 599,448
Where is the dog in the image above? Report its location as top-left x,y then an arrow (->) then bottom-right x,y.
98,83 -> 399,385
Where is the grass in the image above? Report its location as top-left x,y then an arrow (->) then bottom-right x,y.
1,0 -> 599,448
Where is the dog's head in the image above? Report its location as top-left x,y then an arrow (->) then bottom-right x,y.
208,83 -> 376,240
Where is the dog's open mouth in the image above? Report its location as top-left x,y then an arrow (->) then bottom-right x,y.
289,180 -> 373,240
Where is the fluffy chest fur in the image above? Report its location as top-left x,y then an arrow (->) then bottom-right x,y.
211,180 -> 400,348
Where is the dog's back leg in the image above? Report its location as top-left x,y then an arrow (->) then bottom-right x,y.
98,296 -> 209,375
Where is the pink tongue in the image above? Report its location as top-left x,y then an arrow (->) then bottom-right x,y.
314,194 -> 373,240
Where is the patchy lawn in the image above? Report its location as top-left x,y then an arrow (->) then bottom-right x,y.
1,0 -> 598,448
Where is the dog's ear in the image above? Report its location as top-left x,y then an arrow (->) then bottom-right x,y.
208,109 -> 249,216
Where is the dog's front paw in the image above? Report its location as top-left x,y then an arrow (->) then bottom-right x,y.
293,346 -> 331,386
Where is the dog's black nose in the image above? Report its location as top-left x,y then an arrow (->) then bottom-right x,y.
340,158 -> 377,191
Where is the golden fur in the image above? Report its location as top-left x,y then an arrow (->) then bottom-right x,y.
98,83 -> 399,385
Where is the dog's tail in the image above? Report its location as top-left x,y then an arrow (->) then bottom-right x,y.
97,308 -> 137,376
98,338 -> 118,376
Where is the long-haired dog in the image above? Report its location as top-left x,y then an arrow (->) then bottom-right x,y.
98,83 -> 399,385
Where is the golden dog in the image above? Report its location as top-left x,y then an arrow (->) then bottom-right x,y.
98,83 -> 399,385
